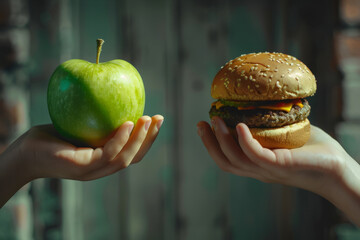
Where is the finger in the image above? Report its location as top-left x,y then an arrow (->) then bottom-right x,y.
198,121 -> 268,180
236,123 -> 277,166
131,115 -> 164,164
83,116 -> 152,179
211,117 -> 255,170
52,147 -> 104,179
62,121 -> 135,176
197,121 -> 234,173
115,116 -> 152,165
101,121 -> 135,162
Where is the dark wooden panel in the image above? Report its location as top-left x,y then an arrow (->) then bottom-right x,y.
176,1 -> 231,239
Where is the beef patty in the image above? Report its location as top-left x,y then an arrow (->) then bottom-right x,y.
209,99 -> 310,128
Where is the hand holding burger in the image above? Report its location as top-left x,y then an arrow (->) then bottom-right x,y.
209,52 -> 316,148
197,52 -> 360,226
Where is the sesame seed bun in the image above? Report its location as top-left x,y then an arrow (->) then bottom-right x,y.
211,52 -> 316,101
228,119 -> 311,149
248,119 -> 311,149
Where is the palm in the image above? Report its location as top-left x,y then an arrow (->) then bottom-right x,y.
22,124 -> 108,179
19,115 -> 163,181
283,126 -> 345,173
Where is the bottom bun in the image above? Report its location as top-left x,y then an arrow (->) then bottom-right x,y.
229,119 -> 311,149
249,119 -> 311,149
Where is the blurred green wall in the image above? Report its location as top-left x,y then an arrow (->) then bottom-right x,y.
0,0 -> 346,239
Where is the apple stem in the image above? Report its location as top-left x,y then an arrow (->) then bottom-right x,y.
96,39 -> 104,64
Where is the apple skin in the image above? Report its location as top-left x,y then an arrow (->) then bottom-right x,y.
47,59 -> 145,147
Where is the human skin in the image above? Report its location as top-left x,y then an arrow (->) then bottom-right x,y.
0,115 -> 164,208
197,116 -> 360,226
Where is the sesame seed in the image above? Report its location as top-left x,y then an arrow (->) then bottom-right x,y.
255,84 -> 259,88
276,81 -> 281,88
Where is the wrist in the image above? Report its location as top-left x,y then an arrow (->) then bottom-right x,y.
0,140 -> 33,207
1,138 -> 34,185
324,153 -> 360,225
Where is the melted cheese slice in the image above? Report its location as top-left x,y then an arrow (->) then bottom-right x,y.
213,101 -> 224,109
212,99 -> 303,113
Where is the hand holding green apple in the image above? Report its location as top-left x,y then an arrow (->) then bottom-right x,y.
0,39 -> 165,206
0,114 -> 165,207
47,39 -> 145,147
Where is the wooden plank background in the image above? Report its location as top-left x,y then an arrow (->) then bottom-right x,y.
17,0 -> 342,239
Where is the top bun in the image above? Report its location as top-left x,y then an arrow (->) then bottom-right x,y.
211,52 -> 316,101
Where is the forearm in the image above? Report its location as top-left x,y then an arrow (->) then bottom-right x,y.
0,143 -> 32,208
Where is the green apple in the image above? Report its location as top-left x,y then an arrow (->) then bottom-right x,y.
47,39 -> 145,147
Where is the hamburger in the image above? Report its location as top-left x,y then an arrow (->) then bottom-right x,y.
209,52 -> 316,149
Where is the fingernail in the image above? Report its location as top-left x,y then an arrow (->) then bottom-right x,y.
211,118 -> 217,131
156,119 -> 164,130
197,126 -> 203,137
144,120 -> 151,131
128,122 -> 134,135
